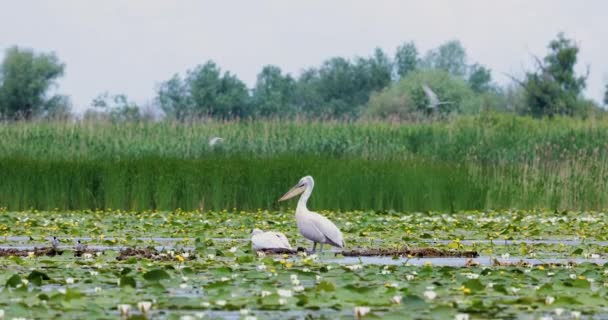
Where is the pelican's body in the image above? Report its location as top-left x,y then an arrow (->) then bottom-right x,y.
279,176 -> 344,252
251,228 -> 292,250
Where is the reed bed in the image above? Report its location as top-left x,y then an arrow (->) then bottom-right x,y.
1,114 -> 608,211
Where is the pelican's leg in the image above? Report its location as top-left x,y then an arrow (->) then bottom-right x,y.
319,244 -> 324,253
311,242 -> 317,253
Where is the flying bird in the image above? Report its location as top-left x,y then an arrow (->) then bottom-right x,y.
422,84 -> 450,109
251,228 -> 293,250
278,176 -> 344,253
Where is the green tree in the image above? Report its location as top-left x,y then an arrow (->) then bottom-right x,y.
603,83 -> 608,105
520,33 -> 587,117
0,46 -> 65,120
422,40 -> 467,77
186,61 -> 250,119
468,63 -> 493,93
91,92 -> 142,122
252,65 -> 296,117
157,74 -> 192,121
394,41 -> 418,78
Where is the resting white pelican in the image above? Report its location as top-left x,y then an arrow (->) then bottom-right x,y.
278,176 -> 344,252
251,228 -> 293,250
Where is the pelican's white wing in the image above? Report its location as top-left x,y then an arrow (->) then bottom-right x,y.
272,232 -> 293,249
309,211 -> 344,248
252,231 -> 292,250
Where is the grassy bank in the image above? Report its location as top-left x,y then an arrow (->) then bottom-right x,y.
1,114 -> 608,211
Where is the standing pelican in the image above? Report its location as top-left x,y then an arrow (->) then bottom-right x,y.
251,228 -> 293,250
278,176 -> 344,252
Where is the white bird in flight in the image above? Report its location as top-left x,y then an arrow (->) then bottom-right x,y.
278,176 -> 344,252
422,84 -> 450,110
251,228 -> 293,250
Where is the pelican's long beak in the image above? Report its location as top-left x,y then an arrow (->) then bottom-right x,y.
278,183 -> 305,202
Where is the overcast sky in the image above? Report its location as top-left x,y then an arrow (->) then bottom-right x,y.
0,0 -> 606,111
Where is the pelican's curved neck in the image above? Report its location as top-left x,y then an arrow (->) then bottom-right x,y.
297,181 -> 314,212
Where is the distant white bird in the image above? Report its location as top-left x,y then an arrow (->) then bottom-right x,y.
208,137 -> 223,147
278,176 -> 344,252
422,84 -> 450,110
51,236 -> 59,248
251,228 -> 293,250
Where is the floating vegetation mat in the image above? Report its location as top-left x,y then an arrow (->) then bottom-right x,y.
340,247 -> 479,258
0,209 -> 607,319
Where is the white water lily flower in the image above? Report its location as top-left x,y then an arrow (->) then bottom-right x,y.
243,316 -> 257,320
423,290 -> 437,300
206,254 -> 215,260
117,304 -> 131,316
83,253 -> 93,259
182,276 -> 189,282
277,289 -> 292,297
90,271 -> 98,276
406,274 -> 415,281
354,306 -> 371,319
381,270 -> 391,275
539,316 -> 553,320
66,278 -> 74,285
391,295 -> 402,304
292,278 -> 300,286
180,283 -> 188,289
591,253 -> 600,259
293,285 -> 305,292
215,300 -> 226,306
463,273 -> 479,279
200,301 -> 211,308
315,275 -> 322,282
58,287 -> 67,294
501,253 -> 510,259
571,311 -> 581,319
229,247 -> 238,253
260,290 -> 272,297
239,309 -> 249,315
194,312 -> 206,319
290,274 -> 298,281
94,287 -> 102,293
455,313 -> 470,320
554,308 -> 565,316
182,252 -> 190,258
0,310 -> 4,319
220,277 -> 230,282
278,298 -> 287,305
545,296 -> 555,305
137,301 -> 152,314
256,264 -> 266,271
96,251 -> 102,257
510,287 -> 520,293
21,279 -> 29,286
345,264 -> 363,271
569,274 -> 577,279
27,252 -> 35,259
180,316 -> 195,320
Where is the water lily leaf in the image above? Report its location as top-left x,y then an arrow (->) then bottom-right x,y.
64,288 -> 84,301
5,274 -> 21,288
143,269 -> 170,281
316,280 -> 336,292
119,276 -> 136,288
462,279 -> 485,292
27,270 -> 51,286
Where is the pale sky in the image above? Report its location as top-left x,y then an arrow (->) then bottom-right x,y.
0,1 -> 606,111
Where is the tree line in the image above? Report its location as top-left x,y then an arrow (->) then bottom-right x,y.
0,33 -> 605,122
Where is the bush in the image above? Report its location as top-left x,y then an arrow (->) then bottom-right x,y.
365,70 -> 474,120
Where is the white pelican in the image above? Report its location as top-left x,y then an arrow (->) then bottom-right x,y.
278,176 -> 344,252
251,228 -> 293,250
